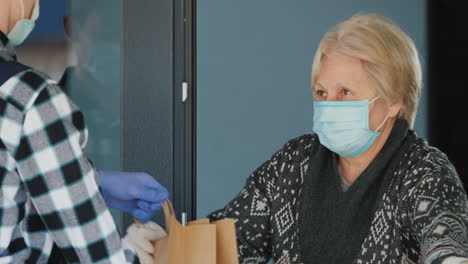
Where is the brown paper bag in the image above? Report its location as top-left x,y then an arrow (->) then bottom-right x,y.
151,201 -> 239,264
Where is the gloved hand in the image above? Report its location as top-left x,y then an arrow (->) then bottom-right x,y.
98,169 -> 169,223
124,221 -> 167,264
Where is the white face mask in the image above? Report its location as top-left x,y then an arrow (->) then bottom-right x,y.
8,0 -> 40,46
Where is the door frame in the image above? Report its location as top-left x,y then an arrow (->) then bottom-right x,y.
121,0 -> 196,229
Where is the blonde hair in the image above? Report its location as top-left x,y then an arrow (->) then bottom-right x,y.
311,13 -> 422,127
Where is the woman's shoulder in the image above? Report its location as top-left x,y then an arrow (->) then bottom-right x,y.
406,131 -> 456,174
400,131 -> 463,195
275,133 -> 320,162
282,133 -> 319,153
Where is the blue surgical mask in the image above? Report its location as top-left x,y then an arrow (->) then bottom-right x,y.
8,0 -> 40,46
312,96 -> 389,158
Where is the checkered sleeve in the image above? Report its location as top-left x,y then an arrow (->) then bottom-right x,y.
11,72 -> 138,263
208,147 -> 286,264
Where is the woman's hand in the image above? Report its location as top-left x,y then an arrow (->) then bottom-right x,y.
123,221 -> 167,264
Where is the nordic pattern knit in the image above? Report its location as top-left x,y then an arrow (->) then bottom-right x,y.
209,130 -> 468,264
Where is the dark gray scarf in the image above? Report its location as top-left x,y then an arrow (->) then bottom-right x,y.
299,119 -> 411,263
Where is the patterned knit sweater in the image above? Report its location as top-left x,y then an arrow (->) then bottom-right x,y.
209,129 -> 468,264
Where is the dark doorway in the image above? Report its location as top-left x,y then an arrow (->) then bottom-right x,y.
428,0 -> 468,190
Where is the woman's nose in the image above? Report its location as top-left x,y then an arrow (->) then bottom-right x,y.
326,94 -> 339,101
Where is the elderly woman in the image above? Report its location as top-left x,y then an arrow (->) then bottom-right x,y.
209,14 -> 468,264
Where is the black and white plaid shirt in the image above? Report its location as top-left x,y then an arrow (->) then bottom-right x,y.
0,32 -> 139,263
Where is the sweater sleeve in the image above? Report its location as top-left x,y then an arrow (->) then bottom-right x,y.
405,164 -> 468,264
208,147 -> 285,264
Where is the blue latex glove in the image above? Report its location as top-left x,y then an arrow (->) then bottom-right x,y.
97,169 -> 169,223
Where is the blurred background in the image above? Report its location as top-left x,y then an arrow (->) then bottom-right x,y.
15,0 -> 467,230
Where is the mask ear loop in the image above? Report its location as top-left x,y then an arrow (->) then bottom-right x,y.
368,95 -> 390,132
19,0 -> 25,19
375,115 -> 390,132
368,96 -> 380,105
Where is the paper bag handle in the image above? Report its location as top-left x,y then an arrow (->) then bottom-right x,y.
133,200 -> 175,232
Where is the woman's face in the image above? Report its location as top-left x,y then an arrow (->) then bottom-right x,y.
313,50 -> 392,131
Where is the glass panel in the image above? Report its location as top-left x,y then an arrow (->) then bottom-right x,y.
67,2 -> 122,229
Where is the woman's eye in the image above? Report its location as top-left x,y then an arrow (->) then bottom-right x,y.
316,90 -> 327,97
342,89 -> 351,96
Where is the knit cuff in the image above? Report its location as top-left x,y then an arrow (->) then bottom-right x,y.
433,254 -> 468,264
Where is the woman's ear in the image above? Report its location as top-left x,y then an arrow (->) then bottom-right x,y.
388,99 -> 403,118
